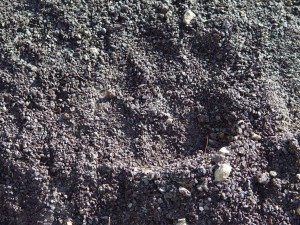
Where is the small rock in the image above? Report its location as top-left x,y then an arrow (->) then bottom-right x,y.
214,164 -> 232,182
258,172 -> 270,184
104,89 -> 116,99
272,178 -> 282,189
79,209 -> 86,215
251,132 -> 262,141
175,218 -> 187,225
212,154 -> 225,163
90,47 -> 99,55
158,187 -> 166,193
218,147 -> 230,155
166,117 -> 173,125
223,19 -> 231,29
1,105 -> 7,112
142,169 -> 156,180
296,206 -> 300,216
157,198 -> 163,204
296,174 -> 300,180
196,185 -> 203,191
178,187 -> 191,197
188,0 -> 197,4
269,171 -> 277,177
199,166 -> 207,175
183,9 -> 196,25
289,139 -> 300,152
66,219 -> 73,225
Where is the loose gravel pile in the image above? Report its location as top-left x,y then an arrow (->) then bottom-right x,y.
0,0 -> 299,224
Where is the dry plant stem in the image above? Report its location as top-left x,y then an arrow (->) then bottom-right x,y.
204,135 -> 208,154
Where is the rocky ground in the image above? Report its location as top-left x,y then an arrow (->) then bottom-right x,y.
0,0 -> 299,224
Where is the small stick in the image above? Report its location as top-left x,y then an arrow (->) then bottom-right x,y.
204,135 -> 208,153
108,216 -> 111,225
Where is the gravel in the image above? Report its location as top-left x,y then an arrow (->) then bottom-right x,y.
0,0 -> 299,224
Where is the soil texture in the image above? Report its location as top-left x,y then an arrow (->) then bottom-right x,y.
0,0 -> 300,224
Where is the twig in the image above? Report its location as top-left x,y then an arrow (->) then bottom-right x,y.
204,135 -> 208,153
108,216 -> 111,225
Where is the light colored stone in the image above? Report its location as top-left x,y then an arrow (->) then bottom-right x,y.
175,218 -> 187,225
269,171 -> 277,177
296,174 -> 300,180
66,219 -> 73,225
258,172 -> 270,184
178,187 -> 191,197
214,164 -> 232,181
90,47 -> 99,55
218,147 -> 230,155
296,206 -> 300,216
251,132 -> 262,141
183,9 -> 196,25
166,117 -> 173,125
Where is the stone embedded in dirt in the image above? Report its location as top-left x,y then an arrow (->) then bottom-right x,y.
296,207 -> 300,216
218,147 -> 230,155
104,89 -> 116,99
212,153 -> 225,163
199,166 -> 207,175
0,0 -> 299,224
1,105 -> 7,112
214,164 -> 232,182
188,0 -> 197,4
258,172 -> 271,184
178,187 -> 191,197
251,132 -> 262,141
175,218 -> 187,225
296,174 -> 300,181
89,47 -> 99,55
166,117 -> 173,125
183,9 -> 196,25
269,171 -> 278,177
289,138 -> 300,152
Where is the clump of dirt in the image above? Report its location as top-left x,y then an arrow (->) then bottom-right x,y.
0,0 -> 299,225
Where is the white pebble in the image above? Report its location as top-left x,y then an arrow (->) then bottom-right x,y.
166,117 -> 173,125
176,218 -> 187,225
270,171 -> 277,177
296,174 -> 300,180
90,47 -> 99,55
178,187 -> 191,197
183,9 -> 196,25
218,147 -> 230,155
251,132 -> 262,141
214,164 -> 232,182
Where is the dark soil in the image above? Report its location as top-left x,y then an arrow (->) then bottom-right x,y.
0,0 -> 300,224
